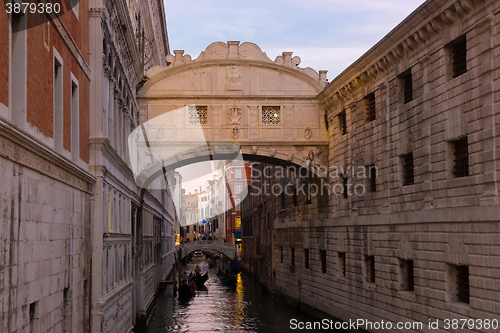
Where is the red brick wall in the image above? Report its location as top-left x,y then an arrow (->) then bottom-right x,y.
25,0 -> 89,163
0,10 -> 9,107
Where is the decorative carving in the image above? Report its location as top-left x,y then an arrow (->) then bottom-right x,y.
157,127 -> 164,139
232,126 -> 240,139
213,146 -> 220,155
232,144 -> 240,153
194,148 -> 201,156
287,153 -> 294,161
269,149 -> 277,157
229,105 -> 243,125
252,146 -> 258,154
175,153 -> 183,162
226,65 -> 242,90
304,127 -> 312,140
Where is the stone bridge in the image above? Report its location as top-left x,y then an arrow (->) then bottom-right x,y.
176,240 -> 240,260
130,41 -> 329,189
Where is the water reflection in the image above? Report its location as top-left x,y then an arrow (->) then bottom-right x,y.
144,257 -> 346,332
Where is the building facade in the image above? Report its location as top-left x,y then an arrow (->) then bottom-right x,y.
270,0 -> 500,331
87,0 -> 174,331
0,2 -> 94,333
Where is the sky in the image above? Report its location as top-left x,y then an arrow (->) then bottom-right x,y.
163,0 -> 427,80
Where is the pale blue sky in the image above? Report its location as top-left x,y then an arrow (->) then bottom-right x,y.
163,0 -> 427,79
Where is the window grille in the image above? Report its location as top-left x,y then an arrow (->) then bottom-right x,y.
365,255 -> 375,283
338,111 -> 347,135
369,165 -> 377,193
452,137 -> 469,177
365,93 -> 376,121
338,252 -> 346,277
402,70 -> 413,104
402,153 -> 414,186
290,247 -> 295,269
400,259 -> 414,291
304,249 -> 310,269
280,246 -> 283,263
457,265 -> 470,304
262,106 -> 280,124
321,250 -> 327,273
342,176 -> 348,199
188,105 -> 208,124
452,37 -> 467,78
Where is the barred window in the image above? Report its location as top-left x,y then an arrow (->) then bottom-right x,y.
338,110 -> 347,135
401,69 -> 413,104
368,164 -> 377,193
290,247 -> 295,269
400,259 -> 414,292
452,137 -> 469,177
304,249 -> 310,269
338,252 -> 346,277
321,250 -> 327,274
365,255 -> 375,283
262,106 -> 280,124
452,36 -> 467,78
364,93 -> 376,121
342,175 -> 348,199
402,153 -> 414,186
449,265 -> 470,304
280,246 -> 283,263
188,105 -> 208,124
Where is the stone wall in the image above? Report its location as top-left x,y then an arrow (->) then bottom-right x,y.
272,0 -> 500,331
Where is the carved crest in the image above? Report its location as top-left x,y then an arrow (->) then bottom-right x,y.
157,127 -> 165,139
304,127 -> 312,140
232,126 -> 240,139
229,105 -> 243,125
226,66 -> 242,91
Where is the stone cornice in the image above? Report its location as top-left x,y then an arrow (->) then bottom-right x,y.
0,119 -> 96,191
89,137 -> 135,181
318,0 -> 489,109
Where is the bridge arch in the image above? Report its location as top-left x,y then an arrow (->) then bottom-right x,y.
131,41 -> 330,188
177,240 -> 239,261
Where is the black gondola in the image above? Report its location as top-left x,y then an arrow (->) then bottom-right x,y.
178,283 -> 194,299
219,275 -> 237,288
193,272 -> 209,288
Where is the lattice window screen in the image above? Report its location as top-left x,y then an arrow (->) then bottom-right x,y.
188,105 -> 208,125
262,106 -> 280,124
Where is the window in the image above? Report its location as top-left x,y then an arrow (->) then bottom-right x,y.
188,105 -> 208,124
321,250 -> 327,273
70,76 -> 79,162
280,246 -> 283,263
338,252 -> 346,277
304,249 -> 309,269
365,255 -> 375,283
452,36 -> 467,78
236,217 -> 241,228
401,69 -> 413,104
11,10 -> 27,128
235,183 -> 242,194
452,137 -> 469,177
368,165 -> 377,193
54,49 -> 64,153
399,259 -> 414,291
29,301 -> 37,333
364,93 -> 376,121
449,265 -> 469,304
63,287 -> 70,331
235,169 -> 242,179
262,106 -> 280,124
401,153 -> 414,186
342,175 -> 348,199
338,110 -> 347,135
290,247 -> 295,272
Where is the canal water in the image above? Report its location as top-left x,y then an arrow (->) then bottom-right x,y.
143,256 -> 346,333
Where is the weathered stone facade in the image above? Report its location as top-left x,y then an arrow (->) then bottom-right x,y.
269,0 -> 500,331
0,2 -> 94,332
88,0 -> 174,332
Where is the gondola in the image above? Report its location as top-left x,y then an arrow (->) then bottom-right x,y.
193,272 -> 209,288
209,259 -> 217,269
177,283 -> 194,299
219,275 -> 237,288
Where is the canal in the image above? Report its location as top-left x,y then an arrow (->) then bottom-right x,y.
144,256 -> 347,332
